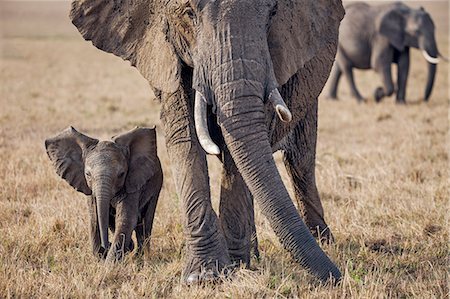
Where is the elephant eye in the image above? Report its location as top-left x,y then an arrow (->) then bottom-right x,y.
85,171 -> 91,177
118,172 -> 125,179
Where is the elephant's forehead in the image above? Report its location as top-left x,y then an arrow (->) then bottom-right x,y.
95,141 -> 119,151
87,141 -> 125,163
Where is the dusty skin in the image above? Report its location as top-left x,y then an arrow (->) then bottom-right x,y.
0,1 -> 448,298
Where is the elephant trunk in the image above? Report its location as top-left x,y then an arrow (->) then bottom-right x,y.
94,180 -> 112,252
424,63 -> 437,101
419,36 -> 438,101
217,90 -> 341,282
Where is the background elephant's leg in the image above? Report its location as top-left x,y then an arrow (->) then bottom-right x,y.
106,195 -> 138,261
281,100 -> 333,243
160,72 -> 230,283
374,66 -> 395,102
327,64 -> 342,100
219,149 -> 256,266
136,197 -> 159,253
88,196 -> 103,257
396,49 -> 410,103
343,66 -> 364,101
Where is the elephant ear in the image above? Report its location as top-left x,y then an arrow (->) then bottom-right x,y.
268,0 -> 345,86
376,9 -> 406,51
70,0 -> 180,94
45,127 -> 98,195
112,127 -> 157,193
420,11 -> 435,32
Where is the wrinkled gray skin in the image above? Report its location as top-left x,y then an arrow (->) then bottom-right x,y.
328,2 -> 445,103
45,127 -> 163,262
70,0 -> 344,284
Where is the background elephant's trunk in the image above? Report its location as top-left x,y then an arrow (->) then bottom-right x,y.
217,92 -> 341,282
424,62 -> 437,101
94,181 -> 112,252
419,35 -> 438,101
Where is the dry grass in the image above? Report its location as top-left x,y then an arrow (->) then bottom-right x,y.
0,1 -> 448,298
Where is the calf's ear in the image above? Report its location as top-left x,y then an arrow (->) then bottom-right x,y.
113,127 -> 157,193
45,126 -> 98,195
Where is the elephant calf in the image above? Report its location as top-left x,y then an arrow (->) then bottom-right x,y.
45,126 -> 163,261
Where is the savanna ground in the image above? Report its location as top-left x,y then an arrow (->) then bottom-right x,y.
0,1 -> 448,298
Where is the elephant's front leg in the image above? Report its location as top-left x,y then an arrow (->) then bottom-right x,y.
374,65 -> 395,102
160,83 -> 230,284
106,194 -> 138,262
219,149 -> 258,267
372,45 -> 395,102
396,49 -> 410,104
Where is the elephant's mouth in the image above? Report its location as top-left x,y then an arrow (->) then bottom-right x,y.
194,88 -> 292,156
109,190 -> 127,208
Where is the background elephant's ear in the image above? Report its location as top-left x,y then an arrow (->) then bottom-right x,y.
420,12 -> 436,31
45,127 -> 98,195
112,127 -> 157,193
376,9 -> 406,51
70,0 -> 180,94
268,0 -> 345,86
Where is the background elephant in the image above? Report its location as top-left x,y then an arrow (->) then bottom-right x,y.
328,2 -> 447,103
69,0 -> 344,284
45,126 -> 163,262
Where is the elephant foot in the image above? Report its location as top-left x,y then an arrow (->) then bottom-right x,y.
228,250 -> 251,268
374,87 -> 385,103
309,224 -> 334,245
106,235 -> 135,262
222,232 -> 252,267
396,99 -> 406,105
251,232 -> 260,260
185,268 -> 220,285
183,255 -> 232,285
94,242 -> 111,259
326,94 -> 338,101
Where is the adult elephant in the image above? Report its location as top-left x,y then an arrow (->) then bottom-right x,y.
328,2 -> 447,103
70,0 -> 344,284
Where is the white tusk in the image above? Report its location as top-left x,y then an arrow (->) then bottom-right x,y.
268,89 -> 292,123
422,50 -> 439,64
194,91 -> 220,155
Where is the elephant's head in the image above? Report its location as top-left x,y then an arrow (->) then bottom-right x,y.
70,0 -> 344,281
376,3 -> 446,100
45,126 -> 158,254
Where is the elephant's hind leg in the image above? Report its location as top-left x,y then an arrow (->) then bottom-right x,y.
219,149 -> 258,267
343,66 -> 365,102
327,64 -> 342,100
281,101 -> 333,243
136,196 -> 159,253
